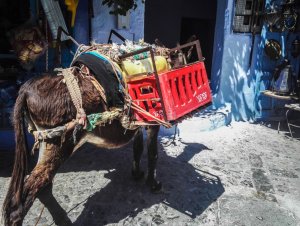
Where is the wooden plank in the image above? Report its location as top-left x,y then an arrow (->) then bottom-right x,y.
285,103 -> 300,112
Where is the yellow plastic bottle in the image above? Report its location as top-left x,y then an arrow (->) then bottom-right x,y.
121,56 -> 170,81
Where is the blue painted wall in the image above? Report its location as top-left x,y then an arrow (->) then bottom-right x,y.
211,0 -> 300,121
3,0 -> 300,153
211,0 -> 256,121
47,0 -> 300,122
74,0 -> 89,45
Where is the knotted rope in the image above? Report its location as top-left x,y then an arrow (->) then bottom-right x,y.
58,68 -> 87,128
58,68 -> 88,143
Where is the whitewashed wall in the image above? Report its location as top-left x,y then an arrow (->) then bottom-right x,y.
92,0 -> 145,43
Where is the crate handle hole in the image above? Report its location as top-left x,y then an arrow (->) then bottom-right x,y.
140,86 -> 153,94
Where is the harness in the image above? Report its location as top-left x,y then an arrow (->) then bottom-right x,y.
72,52 -> 124,108
29,66 -> 126,151
28,48 -> 172,153
70,50 -> 171,128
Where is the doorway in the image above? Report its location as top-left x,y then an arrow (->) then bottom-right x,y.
0,0 -> 30,54
180,17 -> 216,78
144,0 -> 217,79
0,0 -> 30,129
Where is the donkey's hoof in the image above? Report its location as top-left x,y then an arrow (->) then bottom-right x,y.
132,170 -> 145,181
146,179 -> 162,193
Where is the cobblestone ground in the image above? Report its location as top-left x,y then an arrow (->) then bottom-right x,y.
1,121 -> 300,226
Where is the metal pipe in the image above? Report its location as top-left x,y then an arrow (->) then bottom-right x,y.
40,0 -> 69,41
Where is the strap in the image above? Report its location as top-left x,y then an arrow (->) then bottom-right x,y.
58,68 -> 87,128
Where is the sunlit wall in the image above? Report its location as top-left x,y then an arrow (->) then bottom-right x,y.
91,0 -> 145,43
211,0 -> 300,121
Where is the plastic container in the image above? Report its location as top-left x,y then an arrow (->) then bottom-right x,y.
127,61 -> 212,122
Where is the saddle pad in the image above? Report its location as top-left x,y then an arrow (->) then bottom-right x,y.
72,52 -> 124,108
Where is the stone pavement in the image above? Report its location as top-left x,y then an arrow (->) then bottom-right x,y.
0,121 -> 300,226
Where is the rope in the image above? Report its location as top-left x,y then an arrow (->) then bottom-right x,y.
61,68 -> 82,110
70,44 -> 95,66
127,97 -> 171,128
31,122 -> 73,149
29,109 -> 124,142
89,75 -> 107,104
58,68 -> 87,128
86,108 -> 122,131
76,65 -> 108,105
94,54 -> 171,128
70,44 -> 172,129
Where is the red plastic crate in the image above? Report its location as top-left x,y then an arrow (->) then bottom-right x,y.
127,61 -> 212,122
127,76 -> 164,122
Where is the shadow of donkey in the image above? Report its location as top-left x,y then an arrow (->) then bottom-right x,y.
31,138 -> 224,225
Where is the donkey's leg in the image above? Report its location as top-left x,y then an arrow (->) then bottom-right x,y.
132,128 -> 145,180
9,141 -> 73,226
146,125 -> 162,192
38,183 -> 72,226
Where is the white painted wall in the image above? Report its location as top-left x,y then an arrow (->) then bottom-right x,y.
92,0 -> 145,43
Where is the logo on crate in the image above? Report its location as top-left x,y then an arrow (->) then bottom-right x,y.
153,110 -> 164,118
196,92 -> 208,103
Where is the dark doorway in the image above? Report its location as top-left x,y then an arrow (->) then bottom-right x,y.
0,0 -> 30,130
144,0 -> 217,79
180,17 -> 216,78
0,0 -> 30,53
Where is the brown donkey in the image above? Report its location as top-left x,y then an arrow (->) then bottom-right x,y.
2,69 -> 162,226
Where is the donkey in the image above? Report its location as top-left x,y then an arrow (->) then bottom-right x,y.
2,66 -> 162,225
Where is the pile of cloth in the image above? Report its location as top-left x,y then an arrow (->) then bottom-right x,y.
90,39 -> 170,62
72,40 -> 172,82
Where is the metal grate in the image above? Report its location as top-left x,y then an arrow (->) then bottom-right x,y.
235,0 -> 254,15
233,0 -> 265,33
233,15 -> 252,32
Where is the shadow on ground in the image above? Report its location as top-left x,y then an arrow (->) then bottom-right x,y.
1,133 -> 224,225
49,140 -> 224,225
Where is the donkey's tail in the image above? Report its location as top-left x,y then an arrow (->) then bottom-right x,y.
2,88 -> 28,225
